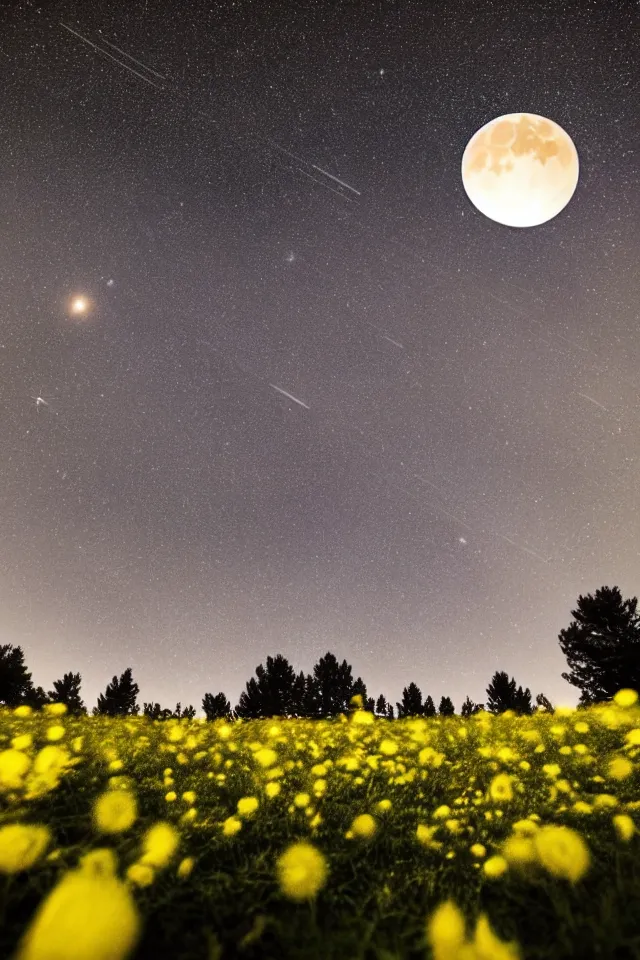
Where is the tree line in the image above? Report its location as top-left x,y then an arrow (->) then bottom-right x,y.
1,585 -> 638,721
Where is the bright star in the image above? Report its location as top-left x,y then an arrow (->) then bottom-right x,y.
70,296 -> 89,315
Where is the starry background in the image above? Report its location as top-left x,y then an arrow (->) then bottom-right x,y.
1,0 -> 638,716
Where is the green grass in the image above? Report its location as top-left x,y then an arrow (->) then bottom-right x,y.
0,700 -> 639,960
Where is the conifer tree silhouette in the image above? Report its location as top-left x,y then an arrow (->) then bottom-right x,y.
234,654 -> 298,718
422,695 -> 436,717
438,695 -> 455,716
202,692 -> 234,720
94,668 -> 140,716
396,682 -> 424,718
0,645 -> 37,707
47,672 -> 87,716
558,585 -> 640,705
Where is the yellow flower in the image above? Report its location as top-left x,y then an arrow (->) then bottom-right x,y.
533,825 -> 590,883
607,756 -> 633,780
276,841 -> 328,901
265,782 -> 281,799
46,726 -> 66,742
433,805 -> 452,819
489,774 -> 514,803
594,794 -> 618,809
12,734 -> 33,751
502,835 -> 536,867
182,791 -> 196,805
177,856 -> 195,879
237,796 -> 259,817
379,739 -> 398,756
483,856 -> 508,878
0,749 -> 31,790
614,689 -> 638,708
416,824 -> 442,849
126,863 -> 155,888
350,814 -> 377,839
255,748 -> 278,768
470,843 -> 486,858
293,793 -> 310,809
426,900 -> 466,960
140,822 -> 180,868
93,792 -> 137,835
612,814 -> 636,842
222,816 -> 242,837
44,703 -> 68,716
0,824 -> 50,874
473,913 -> 521,960
377,799 -> 392,813
625,729 -> 640,746
351,709 -> 374,726
14,706 -> 33,718
165,791 -> 177,803
15,866 -> 140,960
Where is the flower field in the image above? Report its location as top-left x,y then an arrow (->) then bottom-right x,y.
1,691 -> 639,960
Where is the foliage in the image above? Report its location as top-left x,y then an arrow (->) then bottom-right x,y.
559,585 -> 640,705
47,673 -> 87,716
396,681 -> 424,718
486,671 -> 533,715
0,645 -> 37,707
438,695 -> 455,715
0,692 -> 639,960
94,668 -> 140,717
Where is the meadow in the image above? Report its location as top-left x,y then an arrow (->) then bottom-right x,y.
0,692 -> 639,960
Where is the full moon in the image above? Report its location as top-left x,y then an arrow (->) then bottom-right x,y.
461,113 -> 579,228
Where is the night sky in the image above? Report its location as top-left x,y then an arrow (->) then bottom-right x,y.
2,0 -> 639,716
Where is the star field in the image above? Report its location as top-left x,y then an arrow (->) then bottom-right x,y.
1,0 -> 639,714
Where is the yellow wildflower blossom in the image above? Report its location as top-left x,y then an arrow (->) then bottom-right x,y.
0,824 -> 50,874
276,841 -> 328,901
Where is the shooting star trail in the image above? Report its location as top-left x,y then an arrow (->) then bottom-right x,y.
382,335 -> 404,349
310,164 -> 361,196
498,534 -> 550,564
60,23 -> 164,89
99,36 -> 168,82
577,392 -> 609,413
269,384 -> 310,410
296,167 -> 356,202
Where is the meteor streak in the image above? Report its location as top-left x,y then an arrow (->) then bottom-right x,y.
269,385 -> 310,410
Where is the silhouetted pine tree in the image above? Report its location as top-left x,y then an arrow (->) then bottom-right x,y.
439,696 -> 455,716
235,654 -> 298,718
513,685 -> 533,715
351,676 -> 374,712
312,652 -> 354,717
22,685 -> 49,709
423,695 -> 436,717
460,695 -> 484,717
396,682 -> 424,718
94,668 -> 140,717
535,692 -> 553,712
485,671 -> 532,714
386,702 -> 394,720
300,673 -> 322,718
0,645 -> 37,707
143,702 -> 168,720
558,585 -> 640,705
202,692 -> 234,720
375,694 -> 388,717
180,705 -> 196,720
47,672 -> 87,716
